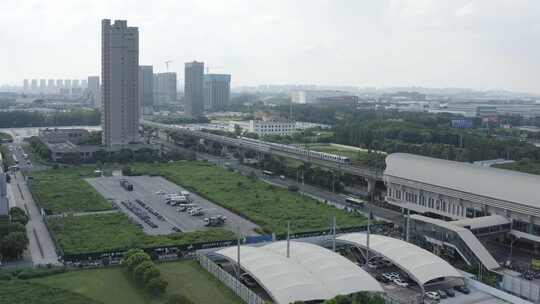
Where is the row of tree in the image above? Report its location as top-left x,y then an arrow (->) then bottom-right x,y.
122,249 -> 168,295
334,110 -> 540,163
292,292 -> 384,304
1,207 -> 29,260
0,109 -> 100,128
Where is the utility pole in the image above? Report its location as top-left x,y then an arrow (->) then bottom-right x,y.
286,221 -> 291,258
406,208 -> 410,242
332,216 -> 336,252
236,225 -> 241,285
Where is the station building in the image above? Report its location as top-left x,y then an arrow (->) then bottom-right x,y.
383,153 -> 540,269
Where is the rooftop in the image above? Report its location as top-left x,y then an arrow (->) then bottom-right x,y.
215,241 -> 383,304
337,233 -> 463,286
384,153 -> 540,209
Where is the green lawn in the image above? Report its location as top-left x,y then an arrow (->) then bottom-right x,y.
158,260 -> 242,304
0,280 -> 102,304
30,261 -> 242,304
495,160 -> 540,175
48,213 -> 235,255
131,161 -> 366,234
29,166 -> 113,214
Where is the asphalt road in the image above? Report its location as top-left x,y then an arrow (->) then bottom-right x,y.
87,176 -> 260,236
7,171 -> 59,266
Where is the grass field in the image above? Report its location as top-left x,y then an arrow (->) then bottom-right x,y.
0,280 -> 102,304
495,160 -> 540,175
48,213 -> 235,255
131,161 -> 366,234
29,166 -> 113,214
30,261 -> 242,304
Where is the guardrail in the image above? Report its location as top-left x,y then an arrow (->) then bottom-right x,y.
197,253 -> 266,304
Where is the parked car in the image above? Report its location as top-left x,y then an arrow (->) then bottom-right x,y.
393,278 -> 409,287
382,273 -> 399,281
425,291 -> 440,301
454,285 -> 470,294
376,274 -> 390,283
437,289 -> 447,299
445,288 -> 455,297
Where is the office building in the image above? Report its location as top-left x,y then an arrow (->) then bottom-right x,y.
204,74 -> 231,111
138,66 -> 154,114
153,72 -> 176,106
81,79 -> 88,88
72,79 -> 80,88
31,79 -> 38,90
101,19 -> 140,146
23,79 -> 29,91
184,61 -> 204,117
65,79 -> 72,88
47,79 -> 55,89
87,76 -> 100,108
56,79 -> 64,89
39,79 -> 46,90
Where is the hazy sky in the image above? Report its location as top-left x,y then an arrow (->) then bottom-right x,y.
1,0 -> 539,93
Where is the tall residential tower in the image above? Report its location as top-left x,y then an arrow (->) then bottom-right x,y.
101,19 -> 140,146
184,61 -> 204,117
204,74 -> 231,111
138,66 -> 154,114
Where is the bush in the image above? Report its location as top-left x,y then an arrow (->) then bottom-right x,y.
133,261 -> 154,284
124,251 -> 151,272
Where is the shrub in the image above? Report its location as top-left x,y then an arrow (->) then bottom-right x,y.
146,276 -> 168,295
167,294 -> 194,304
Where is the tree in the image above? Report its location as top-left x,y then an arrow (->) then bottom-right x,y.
146,276 -> 168,295
133,261 -> 154,284
143,266 -> 161,284
9,207 -> 28,225
123,251 -> 151,272
0,231 -> 28,259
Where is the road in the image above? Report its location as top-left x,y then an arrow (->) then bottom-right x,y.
7,170 -> 59,265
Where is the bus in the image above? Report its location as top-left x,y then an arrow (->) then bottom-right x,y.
262,170 -> 275,177
344,196 -> 365,207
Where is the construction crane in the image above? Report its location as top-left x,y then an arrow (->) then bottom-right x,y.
164,60 -> 173,72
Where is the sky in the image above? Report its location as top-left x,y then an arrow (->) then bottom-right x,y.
1,0 -> 539,93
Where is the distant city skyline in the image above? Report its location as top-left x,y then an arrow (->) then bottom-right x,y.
1,1 -> 540,94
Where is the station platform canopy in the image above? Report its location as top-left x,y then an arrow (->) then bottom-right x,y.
215,241 -> 383,304
337,233 -> 463,287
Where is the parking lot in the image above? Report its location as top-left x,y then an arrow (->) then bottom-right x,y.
86,175 -> 260,236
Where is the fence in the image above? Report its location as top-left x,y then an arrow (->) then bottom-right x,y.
197,253 -> 266,304
501,274 -> 539,303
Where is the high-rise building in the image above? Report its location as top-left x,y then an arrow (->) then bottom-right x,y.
138,66 -> 154,114
184,61 -> 204,117
31,79 -> 38,90
72,79 -> 80,88
65,79 -> 72,88
101,19 -> 139,146
56,79 -> 64,89
39,79 -> 46,90
87,76 -> 100,108
23,79 -> 29,91
47,79 -> 55,88
153,72 -> 176,106
81,79 -> 88,88
204,74 -> 231,111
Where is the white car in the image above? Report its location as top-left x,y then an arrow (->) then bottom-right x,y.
382,273 -> 400,281
393,278 -> 409,287
155,190 -> 166,195
425,291 -> 440,301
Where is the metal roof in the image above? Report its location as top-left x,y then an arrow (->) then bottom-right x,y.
451,215 -> 510,230
215,241 -> 383,304
337,233 -> 463,286
384,153 -> 540,209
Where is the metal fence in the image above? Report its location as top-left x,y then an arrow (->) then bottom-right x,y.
197,253 -> 266,304
502,273 -> 540,303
